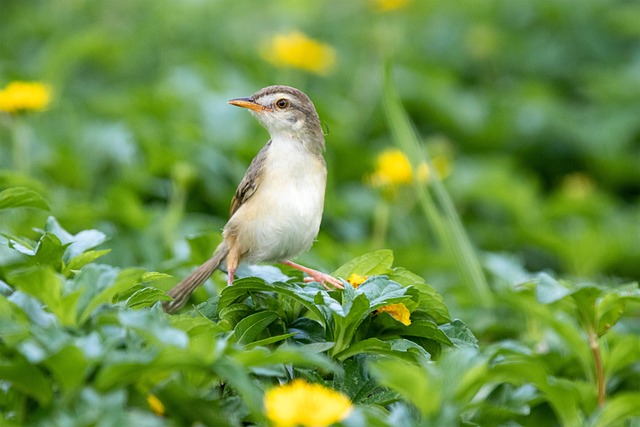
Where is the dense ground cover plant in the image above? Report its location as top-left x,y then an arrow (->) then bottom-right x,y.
1,0 -> 638,425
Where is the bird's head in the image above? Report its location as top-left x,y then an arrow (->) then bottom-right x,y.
229,85 -> 325,153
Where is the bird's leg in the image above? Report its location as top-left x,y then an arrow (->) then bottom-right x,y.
226,243 -> 241,286
282,260 -> 344,290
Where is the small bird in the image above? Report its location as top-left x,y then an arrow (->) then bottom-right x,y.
163,85 -> 343,313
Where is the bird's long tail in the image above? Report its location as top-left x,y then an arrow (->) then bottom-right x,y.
163,243 -> 229,313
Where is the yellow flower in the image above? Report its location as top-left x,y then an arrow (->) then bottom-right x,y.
147,394 -> 165,416
370,149 -> 451,189
346,273 -> 368,288
0,81 -> 51,113
370,149 -> 414,187
377,303 -> 411,326
372,0 -> 410,12
261,32 -> 336,75
264,379 -> 352,427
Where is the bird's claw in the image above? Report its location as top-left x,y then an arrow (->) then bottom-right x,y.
303,272 -> 344,290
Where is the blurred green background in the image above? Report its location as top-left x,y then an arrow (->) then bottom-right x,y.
1,0 -> 639,294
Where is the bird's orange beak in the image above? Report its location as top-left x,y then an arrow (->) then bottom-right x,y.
228,97 -> 270,112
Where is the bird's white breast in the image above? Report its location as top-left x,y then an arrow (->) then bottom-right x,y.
229,135 -> 327,263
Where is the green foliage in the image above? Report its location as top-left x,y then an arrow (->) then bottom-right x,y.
1,0 -> 638,425
1,213 -> 638,426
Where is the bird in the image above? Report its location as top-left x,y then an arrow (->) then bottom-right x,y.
163,85 -> 343,313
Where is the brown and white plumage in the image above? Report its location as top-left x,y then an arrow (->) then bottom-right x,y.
163,86 -> 342,313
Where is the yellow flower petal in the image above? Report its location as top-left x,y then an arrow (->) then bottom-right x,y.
0,81 -> 51,113
346,273 -> 368,288
264,379 -> 352,427
370,149 -> 413,187
147,394 -> 165,416
261,32 -> 336,75
372,0 -> 410,12
377,303 -> 411,326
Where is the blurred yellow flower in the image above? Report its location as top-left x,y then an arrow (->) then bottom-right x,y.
347,273 -> 368,288
0,81 -> 51,113
373,0 -> 410,12
147,394 -> 165,416
370,149 -> 413,187
261,32 -> 336,75
370,149 -> 451,189
264,379 -> 352,427
377,303 -> 411,326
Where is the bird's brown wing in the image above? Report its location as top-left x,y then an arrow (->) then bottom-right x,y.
229,140 -> 271,216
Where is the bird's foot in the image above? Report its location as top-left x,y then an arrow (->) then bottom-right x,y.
282,260 -> 344,290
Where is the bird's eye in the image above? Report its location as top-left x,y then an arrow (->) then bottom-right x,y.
275,98 -> 289,109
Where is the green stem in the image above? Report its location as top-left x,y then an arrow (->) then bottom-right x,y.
10,115 -> 31,173
588,329 -> 606,407
382,64 -> 493,307
372,199 -> 390,248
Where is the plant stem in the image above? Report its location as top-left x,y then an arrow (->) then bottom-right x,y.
588,329 -> 606,407
372,200 -> 389,248
382,65 -> 493,307
9,115 -> 31,173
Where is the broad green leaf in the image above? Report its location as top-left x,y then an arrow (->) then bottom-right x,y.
6,267 -> 79,325
535,273 -> 573,304
335,337 -> 430,362
0,356 -> 53,404
118,306 -> 188,347
332,249 -> 394,278
402,319 -> 453,346
589,392 -> 640,427
233,310 -> 280,345
489,355 -> 584,427
570,285 -> 601,331
218,277 -> 327,327
125,286 -> 171,308
231,345 -> 339,373
211,357 -> 266,422
43,345 -> 89,395
604,334 -> 640,377
32,232 -> 66,268
439,319 -> 478,349
44,217 -> 107,263
0,186 -> 49,211
370,358 -> 437,416
246,333 -> 297,348
596,282 -> 640,337
78,267 -> 150,324
63,249 -> 111,275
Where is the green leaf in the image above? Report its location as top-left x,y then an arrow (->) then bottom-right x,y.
63,249 -> 111,275
402,319 -> 453,346
246,333 -> 297,348
233,310 -> 280,345
535,273 -> 573,304
125,287 -> 171,308
6,267 -> 79,325
332,249 -> 394,278
439,319 -> 478,349
231,345 -> 339,373
43,345 -> 89,395
335,337 -> 430,362
77,267 -> 150,324
596,282 -> 640,337
218,277 -> 327,327
589,392 -> 640,427
0,186 -> 49,211
44,217 -> 107,263
0,356 -> 53,404
369,357 -> 437,416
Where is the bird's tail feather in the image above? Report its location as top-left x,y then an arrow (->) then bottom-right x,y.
163,244 -> 229,313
